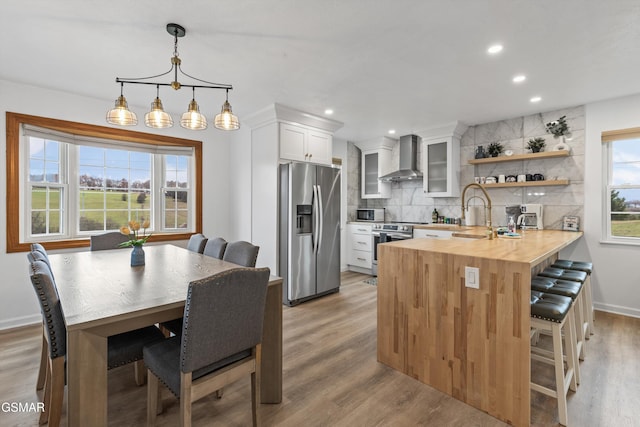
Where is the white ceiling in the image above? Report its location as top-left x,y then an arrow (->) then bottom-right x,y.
2,1 -> 640,141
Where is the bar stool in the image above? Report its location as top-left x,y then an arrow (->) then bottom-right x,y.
531,275 -> 586,368
538,267 -> 589,351
552,260 -> 594,336
530,290 -> 578,427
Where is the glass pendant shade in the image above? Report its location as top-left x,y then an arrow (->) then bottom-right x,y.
106,95 -> 138,126
180,99 -> 208,130
214,100 -> 240,130
144,97 -> 174,129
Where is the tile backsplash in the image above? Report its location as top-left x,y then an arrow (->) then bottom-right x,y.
347,105 -> 585,229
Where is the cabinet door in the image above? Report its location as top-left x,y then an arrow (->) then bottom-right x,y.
280,123 -> 307,162
423,137 -> 460,197
307,130 -> 332,165
361,149 -> 391,198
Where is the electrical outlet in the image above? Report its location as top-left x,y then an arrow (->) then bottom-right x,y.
465,266 -> 480,289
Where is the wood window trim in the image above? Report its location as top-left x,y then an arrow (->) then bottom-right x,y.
602,126 -> 640,142
6,112 -> 203,253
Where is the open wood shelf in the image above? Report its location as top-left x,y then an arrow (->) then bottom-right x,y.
481,179 -> 569,188
468,150 -> 570,165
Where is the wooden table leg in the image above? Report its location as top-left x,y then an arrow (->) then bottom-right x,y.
67,329 -> 108,427
260,280 -> 283,403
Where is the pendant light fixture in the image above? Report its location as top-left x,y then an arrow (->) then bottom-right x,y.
106,82 -> 138,126
180,87 -> 208,130
107,23 -> 239,131
145,85 -> 174,128
214,89 -> 240,130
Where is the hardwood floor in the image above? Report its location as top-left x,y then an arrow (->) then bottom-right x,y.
1,271 -> 639,426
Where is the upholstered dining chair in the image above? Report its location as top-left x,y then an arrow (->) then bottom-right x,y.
28,244 -> 53,393
161,240 -> 259,338
203,237 -> 228,259
90,231 -> 130,251
222,241 -> 260,268
28,258 -> 166,427
186,233 -> 208,253
144,267 -> 271,427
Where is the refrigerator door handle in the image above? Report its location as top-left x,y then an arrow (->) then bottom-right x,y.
317,184 -> 324,252
312,184 -> 319,254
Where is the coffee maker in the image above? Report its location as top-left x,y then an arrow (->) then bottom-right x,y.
518,204 -> 543,230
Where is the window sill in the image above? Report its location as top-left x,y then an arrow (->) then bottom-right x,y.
599,238 -> 640,247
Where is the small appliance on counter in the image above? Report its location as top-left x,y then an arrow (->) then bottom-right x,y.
356,208 -> 385,222
505,205 -> 522,227
518,204 -> 543,229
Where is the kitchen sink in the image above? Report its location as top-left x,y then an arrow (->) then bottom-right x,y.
451,232 -> 488,240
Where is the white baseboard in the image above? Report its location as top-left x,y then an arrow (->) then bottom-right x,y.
594,302 -> 640,319
0,314 -> 41,332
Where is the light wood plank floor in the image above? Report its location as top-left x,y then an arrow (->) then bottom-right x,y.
1,271 -> 639,426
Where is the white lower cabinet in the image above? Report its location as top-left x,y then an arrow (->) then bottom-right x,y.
347,223 -> 373,271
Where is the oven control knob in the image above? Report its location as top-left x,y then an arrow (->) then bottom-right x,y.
401,226 -> 407,231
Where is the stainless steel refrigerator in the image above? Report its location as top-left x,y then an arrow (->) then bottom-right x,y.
279,162 -> 341,306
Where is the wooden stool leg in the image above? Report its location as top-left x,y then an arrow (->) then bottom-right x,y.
584,275 -> 595,336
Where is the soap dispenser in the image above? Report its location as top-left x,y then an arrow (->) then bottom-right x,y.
432,208 -> 439,223
508,216 -> 516,233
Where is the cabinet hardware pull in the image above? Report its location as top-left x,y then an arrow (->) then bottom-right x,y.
357,257 -> 366,261
357,241 -> 366,245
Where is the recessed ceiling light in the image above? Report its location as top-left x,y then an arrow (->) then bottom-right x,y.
513,75 -> 526,83
487,44 -> 503,54
388,129 -> 396,135
324,109 -> 334,115
530,96 -> 542,103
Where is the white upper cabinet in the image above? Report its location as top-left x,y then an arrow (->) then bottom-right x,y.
354,136 -> 396,199
280,122 -> 332,165
418,121 -> 468,198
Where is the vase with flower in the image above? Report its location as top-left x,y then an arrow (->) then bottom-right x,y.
119,220 -> 152,266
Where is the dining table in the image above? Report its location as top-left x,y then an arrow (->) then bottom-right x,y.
47,243 -> 283,427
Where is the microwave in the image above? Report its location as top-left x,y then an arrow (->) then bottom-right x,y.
356,208 -> 385,222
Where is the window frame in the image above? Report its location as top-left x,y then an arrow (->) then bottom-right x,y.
602,126 -> 640,245
6,112 -> 203,252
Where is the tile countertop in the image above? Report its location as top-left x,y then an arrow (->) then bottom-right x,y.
385,228 -> 583,266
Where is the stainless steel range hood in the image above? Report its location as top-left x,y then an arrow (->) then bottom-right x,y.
378,134 -> 423,182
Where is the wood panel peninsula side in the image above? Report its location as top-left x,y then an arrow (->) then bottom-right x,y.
377,228 -> 583,426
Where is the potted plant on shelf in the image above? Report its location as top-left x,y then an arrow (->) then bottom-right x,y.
545,115 -> 572,139
527,137 -> 546,153
487,142 -> 504,157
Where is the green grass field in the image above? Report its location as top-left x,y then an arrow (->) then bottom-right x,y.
611,220 -> 640,237
31,188 -> 188,233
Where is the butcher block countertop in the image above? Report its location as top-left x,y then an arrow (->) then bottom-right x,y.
395,228 -> 582,266
377,228 -> 583,426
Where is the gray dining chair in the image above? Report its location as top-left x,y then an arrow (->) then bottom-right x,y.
28,258 -> 166,427
222,241 -> 260,267
28,244 -> 53,392
186,233 -> 207,253
90,231 -> 130,251
203,237 -> 228,259
161,239 -> 257,338
144,267 -> 271,427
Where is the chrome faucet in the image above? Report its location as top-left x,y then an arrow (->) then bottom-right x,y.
461,183 -> 494,239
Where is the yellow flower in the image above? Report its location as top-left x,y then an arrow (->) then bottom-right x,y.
120,226 -> 131,236
130,220 -> 141,231
142,219 -> 150,229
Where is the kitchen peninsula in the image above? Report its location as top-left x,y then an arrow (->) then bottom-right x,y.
376,228 -> 582,426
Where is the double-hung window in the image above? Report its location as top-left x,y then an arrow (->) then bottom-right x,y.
7,113 -> 203,252
602,127 -> 640,243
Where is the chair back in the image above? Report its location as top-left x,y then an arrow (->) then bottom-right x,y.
31,243 -> 49,259
28,259 -> 66,359
28,250 -> 55,280
203,237 -> 228,259
187,233 -> 208,253
222,241 -> 260,267
90,231 -> 130,251
180,267 -> 270,373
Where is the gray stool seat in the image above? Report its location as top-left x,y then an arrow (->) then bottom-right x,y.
538,267 -> 587,284
530,291 -> 572,323
551,259 -> 593,274
531,276 -> 582,301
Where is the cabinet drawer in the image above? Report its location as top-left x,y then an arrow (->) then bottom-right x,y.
349,249 -> 372,268
413,229 -> 453,239
348,223 -> 373,234
348,233 -> 372,252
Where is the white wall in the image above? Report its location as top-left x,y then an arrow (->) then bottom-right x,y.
562,93 -> 640,318
0,80 -> 233,330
